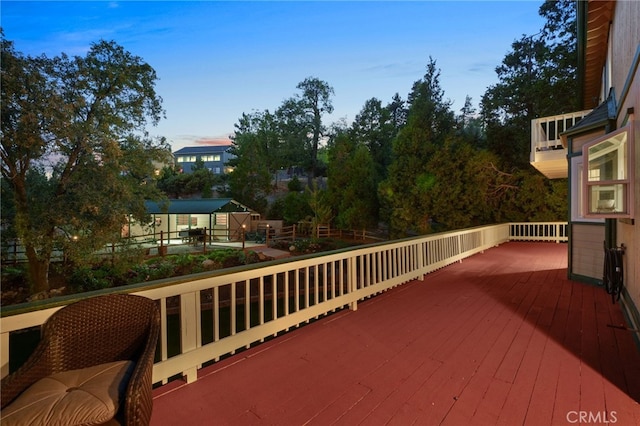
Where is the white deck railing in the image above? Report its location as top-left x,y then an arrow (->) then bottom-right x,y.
530,110 -> 592,151
0,222 -> 566,384
509,222 -> 568,243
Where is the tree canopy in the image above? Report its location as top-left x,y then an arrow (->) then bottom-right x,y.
229,0 -> 575,237
481,0 -> 578,167
276,77 -> 334,185
1,36 -> 170,293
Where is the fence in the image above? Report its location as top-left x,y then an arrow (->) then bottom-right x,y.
2,227 -> 261,265
1,225 -> 385,265
0,222 -> 561,384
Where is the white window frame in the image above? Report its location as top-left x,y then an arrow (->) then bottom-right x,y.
582,122 -> 634,218
571,156 -> 603,223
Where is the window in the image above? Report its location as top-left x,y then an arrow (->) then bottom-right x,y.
215,214 -> 227,226
200,154 -> 221,162
176,215 -> 197,227
571,156 -> 603,223
582,123 -> 634,218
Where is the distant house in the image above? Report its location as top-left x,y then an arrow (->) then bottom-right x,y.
173,145 -> 235,174
126,198 -> 259,242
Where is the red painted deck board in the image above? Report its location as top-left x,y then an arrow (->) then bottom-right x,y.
151,242 -> 640,425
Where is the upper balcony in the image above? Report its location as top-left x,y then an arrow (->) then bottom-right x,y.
530,110 -> 592,179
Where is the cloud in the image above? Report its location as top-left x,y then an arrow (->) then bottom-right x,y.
195,137 -> 233,146
467,62 -> 494,73
361,60 -> 424,78
169,135 -> 233,147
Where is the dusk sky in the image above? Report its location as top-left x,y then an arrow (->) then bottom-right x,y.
2,1 -> 545,150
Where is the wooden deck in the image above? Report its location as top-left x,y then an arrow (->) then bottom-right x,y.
150,242 -> 640,425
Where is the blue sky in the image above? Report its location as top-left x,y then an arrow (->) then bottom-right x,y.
2,1 -> 544,150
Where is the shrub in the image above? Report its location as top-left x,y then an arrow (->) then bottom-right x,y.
1,265 -> 26,285
69,266 -> 113,293
127,261 -> 173,283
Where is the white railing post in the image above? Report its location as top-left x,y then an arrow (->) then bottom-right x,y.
180,291 -> 200,383
159,298 -> 169,384
419,241 -> 425,279
349,256 -> 358,311
1,332 -> 9,379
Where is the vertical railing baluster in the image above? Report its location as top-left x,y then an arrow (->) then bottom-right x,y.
272,274 -> 277,336
245,280 -> 250,348
284,271 -> 290,331
160,298 -> 168,384
213,286 -> 220,361
259,276 -> 265,342
180,292 -> 199,383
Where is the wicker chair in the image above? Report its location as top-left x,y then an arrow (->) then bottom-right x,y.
1,294 -> 160,425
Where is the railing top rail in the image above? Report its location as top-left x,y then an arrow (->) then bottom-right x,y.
531,109 -> 593,123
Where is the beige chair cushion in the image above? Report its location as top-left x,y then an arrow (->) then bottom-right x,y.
2,360 -> 134,426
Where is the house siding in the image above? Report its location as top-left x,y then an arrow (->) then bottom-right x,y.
595,0 -> 640,334
610,1 -> 640,110
571,131 -> 605,154
571,223 -> 605,280
614,43 -> 639,332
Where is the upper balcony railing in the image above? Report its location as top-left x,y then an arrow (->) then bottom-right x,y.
0,222 -> 568,386
530,110 -> 592,179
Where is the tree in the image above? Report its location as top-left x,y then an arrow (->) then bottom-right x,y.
422,138 -> 507,230
276,77 -> 334,186
306,182 -> 333,237
456,95 -> 485,148
480,0 -> 578,167
156,165 -> 189,198
188,158 -> 218,198
476,0 -> 575,223
327,132 -> 378,230
227,112 -> 273,213
380,58 -> 456,236
1,37 -> 169,294
349,98 -> 398,182
497,170 -> 568,222
387,93 -> 408,130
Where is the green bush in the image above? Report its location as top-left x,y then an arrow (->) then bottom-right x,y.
1,265 -> 27,288
129,260 -> 175,283
69,266 -> 113,293
61,247 -> 280,297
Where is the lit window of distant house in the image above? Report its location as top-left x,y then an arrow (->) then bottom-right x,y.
582,123 -> 634,218
176,156 -> 196,163
201,155 -> 221,161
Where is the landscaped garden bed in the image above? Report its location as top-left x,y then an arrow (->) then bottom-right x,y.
1,238 -> 374,306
